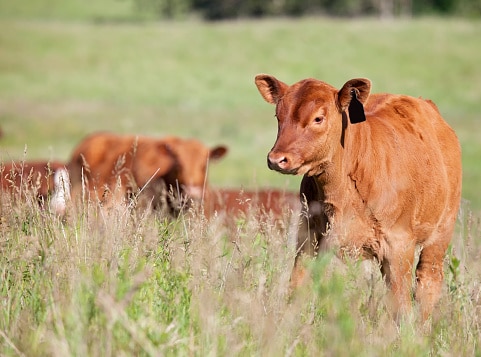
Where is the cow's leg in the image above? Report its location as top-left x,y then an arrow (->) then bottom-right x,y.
415,231 -> 451,321
290,198 -> 329,290
380,239 -> 416,320
290,177 -> 328,290
290,212 -> 319,289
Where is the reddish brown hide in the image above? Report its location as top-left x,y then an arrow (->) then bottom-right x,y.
67,132 -> 227,213
1,160 -> 66,204
255,74 -> 462,320
207,188 -> 300,219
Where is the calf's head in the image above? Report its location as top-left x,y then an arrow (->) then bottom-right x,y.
162,137 -> 228,200
255,74 -> 371,177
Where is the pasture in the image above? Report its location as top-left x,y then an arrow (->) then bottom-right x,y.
1,5 -> 481,356
1,17 -> 481,210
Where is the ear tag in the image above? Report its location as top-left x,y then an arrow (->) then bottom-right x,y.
348,89 -> 366,124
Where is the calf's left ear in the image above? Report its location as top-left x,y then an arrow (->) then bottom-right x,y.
337,78 -> 371,124
255,74 -> 289,105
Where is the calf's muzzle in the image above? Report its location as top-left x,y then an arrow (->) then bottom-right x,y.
267,152 -> 295,174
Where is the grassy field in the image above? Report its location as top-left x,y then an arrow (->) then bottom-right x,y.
1,183 -> 480,356
1,4 -> 481,355
0,16 -> 480,209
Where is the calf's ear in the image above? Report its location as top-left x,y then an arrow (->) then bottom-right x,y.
209,146 -> 228,161
255,74 -> 288,104
337,78 -> 371,124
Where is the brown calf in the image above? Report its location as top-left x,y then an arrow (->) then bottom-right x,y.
1,160 -> 67,209
67,132 -> 227,213
255,74 -> 462,320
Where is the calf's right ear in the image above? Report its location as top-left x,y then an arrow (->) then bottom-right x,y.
209,146 -> 228,161
255,74 -> 288,105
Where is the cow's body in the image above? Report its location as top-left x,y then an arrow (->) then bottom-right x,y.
255,74 -> 462,320
67,132 -> 227,213
208,188 -> 300,220
1,160 -> 67,206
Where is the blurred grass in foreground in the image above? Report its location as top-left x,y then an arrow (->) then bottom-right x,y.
0,190 -> 479,355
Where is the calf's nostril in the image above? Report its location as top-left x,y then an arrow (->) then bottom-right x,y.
268,153 -> 289,170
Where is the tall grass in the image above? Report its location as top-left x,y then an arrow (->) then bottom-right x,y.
1,188 -> 480,356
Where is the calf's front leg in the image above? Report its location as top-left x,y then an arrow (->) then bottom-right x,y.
290,200 -> 328,290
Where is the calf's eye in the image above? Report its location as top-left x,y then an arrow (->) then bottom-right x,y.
313,116 -> 324,124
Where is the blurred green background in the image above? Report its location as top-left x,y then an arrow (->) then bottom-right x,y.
0,0 -> 480,211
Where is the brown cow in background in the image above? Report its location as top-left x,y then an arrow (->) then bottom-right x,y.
208,188 -> 300,223
205,188 -> 301,233
1,160 -> 69,214
255,74 -> 462,321
67,132 -> 227,214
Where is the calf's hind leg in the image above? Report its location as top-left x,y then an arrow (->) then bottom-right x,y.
414,234 -> 451,321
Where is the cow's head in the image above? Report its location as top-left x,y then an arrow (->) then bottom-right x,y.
255,74 -> 371,177
162,137 -> 228,201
